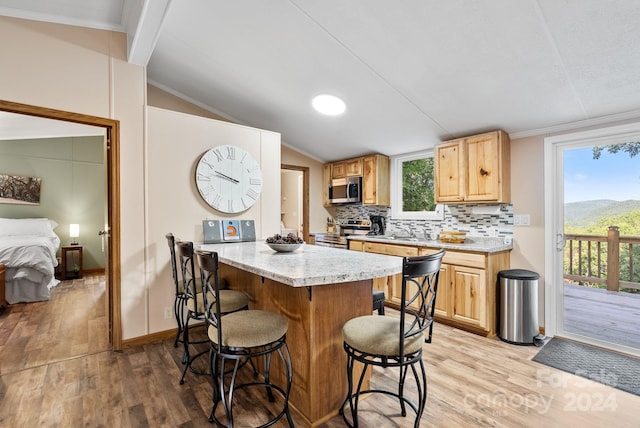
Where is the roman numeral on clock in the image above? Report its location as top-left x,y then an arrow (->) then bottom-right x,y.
246,188 -> 259,200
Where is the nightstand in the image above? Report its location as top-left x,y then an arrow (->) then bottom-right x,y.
61,246 -> 83,280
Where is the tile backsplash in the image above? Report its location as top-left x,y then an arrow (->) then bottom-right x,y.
334,204 -> 513,238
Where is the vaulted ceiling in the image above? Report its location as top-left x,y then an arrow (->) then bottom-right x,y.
1,0 -> 639,161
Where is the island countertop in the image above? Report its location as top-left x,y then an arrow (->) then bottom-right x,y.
197,240 -> 403,287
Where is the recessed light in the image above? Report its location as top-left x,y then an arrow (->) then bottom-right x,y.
312,94 -> 346,115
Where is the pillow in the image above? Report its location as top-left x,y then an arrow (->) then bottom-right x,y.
49,219 -> 59,229
0,217 -> 56,237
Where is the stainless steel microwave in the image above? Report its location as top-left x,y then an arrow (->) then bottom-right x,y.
329,176 -> 362,204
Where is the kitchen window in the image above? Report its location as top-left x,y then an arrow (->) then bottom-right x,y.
390,150 -> 444,220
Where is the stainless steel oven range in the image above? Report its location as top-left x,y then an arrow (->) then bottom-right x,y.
314,219 -> 372,249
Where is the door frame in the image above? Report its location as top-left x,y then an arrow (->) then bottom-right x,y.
0,99 -> 121,350
544,121 -> 640,353
281,164 -> 309,243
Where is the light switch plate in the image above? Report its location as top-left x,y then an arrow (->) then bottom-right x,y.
514,214 -> 530,226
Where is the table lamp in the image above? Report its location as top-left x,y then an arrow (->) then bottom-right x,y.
69,223 -> 80,245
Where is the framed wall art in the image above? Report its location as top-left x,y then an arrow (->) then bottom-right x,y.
0,173 -> 42,205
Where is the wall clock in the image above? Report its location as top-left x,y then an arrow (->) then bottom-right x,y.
195,144 -> 263,213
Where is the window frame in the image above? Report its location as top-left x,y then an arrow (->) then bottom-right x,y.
390,149 -> 444,220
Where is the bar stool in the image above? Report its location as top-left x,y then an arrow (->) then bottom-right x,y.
176,241 -> 250,385
340,250 -> 445,428
166,233 -> 187,354
372,290 -> 385,315
196,249 -> 294,427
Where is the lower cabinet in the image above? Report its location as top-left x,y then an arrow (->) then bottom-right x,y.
351,240 -> 510,337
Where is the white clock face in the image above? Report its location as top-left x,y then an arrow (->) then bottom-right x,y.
195,145 -> 263,213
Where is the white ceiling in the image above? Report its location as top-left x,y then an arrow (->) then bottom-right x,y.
1,0 -> 639,161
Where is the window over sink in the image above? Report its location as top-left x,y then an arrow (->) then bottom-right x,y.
390,150 -> 444,220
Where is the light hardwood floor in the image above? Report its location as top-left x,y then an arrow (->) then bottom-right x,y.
1,275 -> 639,427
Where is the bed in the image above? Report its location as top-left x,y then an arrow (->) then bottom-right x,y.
0,218 -> 61,304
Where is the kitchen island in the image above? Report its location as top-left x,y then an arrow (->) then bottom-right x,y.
197,241 -> 403,427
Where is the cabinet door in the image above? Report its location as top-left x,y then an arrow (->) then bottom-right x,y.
345,158 -> 363,176
348,240 -> 364,251
465,132 -> 501,201
433,263 -> 450,318
362,155 -> 390,205
365,242 -> 418,307
332,162 -> 346,179
435,141 -> 465,202
451,265 -> 486,329
362,155 -> 377,205
323,164 -> 332,206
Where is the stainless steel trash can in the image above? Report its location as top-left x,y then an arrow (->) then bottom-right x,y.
498,269 -> 539,345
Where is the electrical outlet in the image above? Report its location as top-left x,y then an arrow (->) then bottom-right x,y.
164,307 -> 172,320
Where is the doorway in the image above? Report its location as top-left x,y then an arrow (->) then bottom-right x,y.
544,121 -> 640,357
0,99 -> 121,350
281,164 -> 309,243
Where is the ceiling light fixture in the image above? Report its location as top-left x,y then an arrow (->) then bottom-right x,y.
312,94 -> 346,115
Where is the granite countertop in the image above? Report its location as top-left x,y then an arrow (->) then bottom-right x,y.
196,240 -> 403,287
348,235 -> 513,253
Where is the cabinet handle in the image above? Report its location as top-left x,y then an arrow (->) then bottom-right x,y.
479,168 -> 489,176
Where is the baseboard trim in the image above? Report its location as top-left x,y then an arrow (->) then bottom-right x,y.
122,329 -> 177,349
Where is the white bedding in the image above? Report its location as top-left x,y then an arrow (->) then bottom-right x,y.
0,233 -> 61,304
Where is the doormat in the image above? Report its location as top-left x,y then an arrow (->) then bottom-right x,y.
532,338 -> 640,396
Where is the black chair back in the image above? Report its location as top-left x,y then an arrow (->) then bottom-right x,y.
176,240 -> 200,314
400,250 -> 445,352
165,233 -> 182,295
195,249 -> 224,351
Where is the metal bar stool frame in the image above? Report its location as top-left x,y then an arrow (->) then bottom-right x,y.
196,249 -> 294,428
340,250 -> 445,428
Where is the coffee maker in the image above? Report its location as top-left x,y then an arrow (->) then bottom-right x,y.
369,215 -> 386,235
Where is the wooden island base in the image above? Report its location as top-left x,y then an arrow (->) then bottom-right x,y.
219,263 -> 373,427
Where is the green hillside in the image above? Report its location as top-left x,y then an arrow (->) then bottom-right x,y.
565,199 -> 640,234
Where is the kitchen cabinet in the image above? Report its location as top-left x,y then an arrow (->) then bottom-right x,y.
324,154 -> 390,206
331,158 -> 362,179
435,130 -> 510,203
362,154 -> 390,205
354,241 -> 509,337
363,242 -> 418,309
322,164 -> 332,206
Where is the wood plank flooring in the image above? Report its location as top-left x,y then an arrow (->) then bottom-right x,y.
1,276 -> 639,427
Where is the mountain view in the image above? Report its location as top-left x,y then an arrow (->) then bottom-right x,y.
565,199 -> 640,234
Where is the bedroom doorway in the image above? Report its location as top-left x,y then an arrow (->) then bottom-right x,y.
0,99 -> 121,350
281,164 -> 309,243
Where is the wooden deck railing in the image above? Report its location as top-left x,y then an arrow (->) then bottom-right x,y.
564,226 -> 640,292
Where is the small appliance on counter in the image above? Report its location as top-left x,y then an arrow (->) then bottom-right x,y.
203,219 -> 256,243
368,215 -> 385,236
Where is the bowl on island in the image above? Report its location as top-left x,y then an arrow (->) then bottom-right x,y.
266,242 -> 304,253
265,233 -> 305,252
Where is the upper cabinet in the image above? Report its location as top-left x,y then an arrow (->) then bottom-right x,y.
331,158 -> 363,179
362,154 -> 390,205
322,164 -> 332,206
324,154 -> 390,206
435,130 -> 511,204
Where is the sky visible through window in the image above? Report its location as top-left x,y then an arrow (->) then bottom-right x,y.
564,146 -> 640,203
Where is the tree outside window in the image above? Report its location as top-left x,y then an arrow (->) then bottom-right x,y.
402,157 -> 435,212
391,151 -> 443,220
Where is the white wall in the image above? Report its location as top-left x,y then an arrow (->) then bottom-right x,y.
146,107 -> 280,333
0,16 -> 147,340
